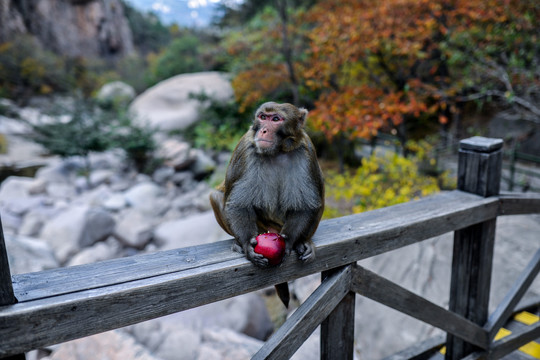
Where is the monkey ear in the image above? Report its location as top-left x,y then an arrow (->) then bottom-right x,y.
298,108 -> 308,128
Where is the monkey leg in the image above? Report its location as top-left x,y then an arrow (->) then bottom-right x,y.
281,210 -> 319,262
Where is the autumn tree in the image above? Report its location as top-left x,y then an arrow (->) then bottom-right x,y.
304,0 -> 456,147
222,1 -> 315,111
440,1 -> 540,130
223,0 -> 538,161
304,0 -> 539,145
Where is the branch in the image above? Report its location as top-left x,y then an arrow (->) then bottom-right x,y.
455,90 -> 540,118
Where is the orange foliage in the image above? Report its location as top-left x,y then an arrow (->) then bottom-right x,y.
303,0 -> 451,140
302,0 -> 539,140
232,64 -> 290,113
227,0 -> 538,141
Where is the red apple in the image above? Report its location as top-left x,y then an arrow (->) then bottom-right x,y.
254,233 -> 286,266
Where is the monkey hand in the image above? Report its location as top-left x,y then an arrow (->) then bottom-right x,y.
295,242 -> 315,262
246,237 -> 270,268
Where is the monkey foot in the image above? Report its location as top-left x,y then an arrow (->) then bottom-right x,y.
295,243 -> 314,262
232,242 -> 244,254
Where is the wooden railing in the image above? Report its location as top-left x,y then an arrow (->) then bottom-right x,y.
1,136 -> 539,360
504,142 -> 540,192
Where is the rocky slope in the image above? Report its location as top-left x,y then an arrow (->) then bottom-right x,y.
0,0 -> 134,59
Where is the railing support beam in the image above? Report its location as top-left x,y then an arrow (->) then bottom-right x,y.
446,137 -> 503,360
0,216 -> 26,360
321,265 -> 356,360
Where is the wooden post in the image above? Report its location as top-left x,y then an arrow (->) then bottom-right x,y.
320,265 -> 355,360
445,137 -> 503,360
509,142 -> 517,191
0,215 -> 26,360
0,215 -> 17,307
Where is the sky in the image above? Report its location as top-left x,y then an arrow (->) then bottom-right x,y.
123,0 -> 237,27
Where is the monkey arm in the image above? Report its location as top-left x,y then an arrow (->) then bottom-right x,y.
222,133 -> 252,195
225,205 -> 269,267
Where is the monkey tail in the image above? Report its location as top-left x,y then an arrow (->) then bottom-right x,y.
275,282 -> 290,308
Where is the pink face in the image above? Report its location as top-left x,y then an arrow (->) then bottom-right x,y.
254,112 -> 284,150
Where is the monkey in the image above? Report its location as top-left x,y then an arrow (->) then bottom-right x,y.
210,102 -> 325,307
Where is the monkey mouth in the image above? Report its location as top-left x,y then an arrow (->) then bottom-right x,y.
255,138 -> 274,148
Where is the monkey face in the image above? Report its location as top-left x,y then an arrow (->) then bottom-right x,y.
253,111 -> 284,153
252,102 -> 308,155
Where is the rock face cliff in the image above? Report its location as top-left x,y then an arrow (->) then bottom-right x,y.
0,0 -> 134,59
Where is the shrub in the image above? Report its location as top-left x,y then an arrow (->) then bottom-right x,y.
147,35 -> 204,85
111,113 -> 158,174
324,151 -> 442,218
183,92 -> 249,152
0,35 -> 75,100
25,98 -> 158,180
25,98 -> 111,159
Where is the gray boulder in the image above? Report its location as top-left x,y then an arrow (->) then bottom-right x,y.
154,328 -> 201,360
129,72 -> 234,132
4,233 -> 58,274
0,176 -> 35,201
126,293 -> 272,360
102,193 -> 128,212
199,328 -> 263,360
35,159 -> 81,184
114,209 -> 154,249
0,176 -> 44,232
96,81 -> 136,108
123,182 -> 168,214
157,293 -> 273,341
190,149 -> 217,180
18,205 -> 64,237
154,211 -> 229,250
157,139 -> 196,171
152,166 -> 175,185
40,205 -> 115,264
46,330 -> 159,360
67,238 -> 122,267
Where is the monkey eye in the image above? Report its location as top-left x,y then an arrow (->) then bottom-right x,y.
272,116 -> 281,122
260,114 -> 267,120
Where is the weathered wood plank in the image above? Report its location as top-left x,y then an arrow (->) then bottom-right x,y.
485,248 -> 540,340
320,267 -> 356,360
12,240 -> 239,302
252,265 -> 352,360
459,351 -> 483,360
12,190 -> 498,304
0,216 -> 17,306
350,265 -> 489,349
498,192 -> 540,216
0,191 -> 500,356
382,335 -> 446,360
447,137 -> 502,360
488,322 -> 540,359
457,137 -> 502,197
446,224 -> 496,359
